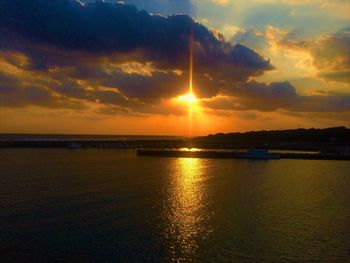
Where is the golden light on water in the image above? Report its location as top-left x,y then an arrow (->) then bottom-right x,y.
165,157 -> 208,258
179,147 -> 201,152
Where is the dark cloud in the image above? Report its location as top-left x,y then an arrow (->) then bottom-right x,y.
0,0 -> 272,75
120,0 -> 193,15
0,68 -> 86,109
84,0 -> 193,16
0,84 -> 86,109
237,81 -> 299,111
0,72 -> 21,87
204,81 -> 350,112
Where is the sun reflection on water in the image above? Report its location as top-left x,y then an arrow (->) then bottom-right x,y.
178,147 -> 201,152
165,157 -> 211,260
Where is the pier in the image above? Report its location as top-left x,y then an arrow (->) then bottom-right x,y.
137,149 -> 350,161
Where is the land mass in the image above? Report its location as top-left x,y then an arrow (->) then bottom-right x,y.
1,127 -> 349,154
193,126 -> 350,151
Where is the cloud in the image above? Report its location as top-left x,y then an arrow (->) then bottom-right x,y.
0,83 -> 86,109
232,26 -> 350,84
231,28 -> 267,52
122,0 -> 194,15
310,28 -> 350,83
204,81 -> 350,112
0,0 -> 274,115
84,0 -> 194,15
0,0 -> 271,74
1,0 -> 348,119
277,27 -> 350,84
319,71 -> 350,83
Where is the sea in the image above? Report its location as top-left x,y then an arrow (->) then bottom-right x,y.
0,148 -> 349,262
0,134 -> 183,142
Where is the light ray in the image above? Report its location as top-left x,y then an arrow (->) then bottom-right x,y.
189,32 -> 194,96
188,32 -> 194,137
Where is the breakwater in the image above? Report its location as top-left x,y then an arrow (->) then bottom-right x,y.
137,149 -> 350,161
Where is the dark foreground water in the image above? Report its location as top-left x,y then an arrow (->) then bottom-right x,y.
0,149 -> 349,262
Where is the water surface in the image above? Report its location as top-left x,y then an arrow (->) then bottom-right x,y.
0,149 -> 349,262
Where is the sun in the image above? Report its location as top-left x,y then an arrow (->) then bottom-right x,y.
177,92 -> 197,104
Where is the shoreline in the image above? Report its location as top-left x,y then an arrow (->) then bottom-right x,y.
1,140 -> 349,161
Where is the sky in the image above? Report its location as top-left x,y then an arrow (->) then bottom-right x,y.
0,0 -> 349,135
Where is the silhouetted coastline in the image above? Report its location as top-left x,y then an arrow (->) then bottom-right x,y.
196,126 -> 350,144
1,127 -> 349,160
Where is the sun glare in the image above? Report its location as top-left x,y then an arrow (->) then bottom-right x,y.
177,92 -> 197,104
